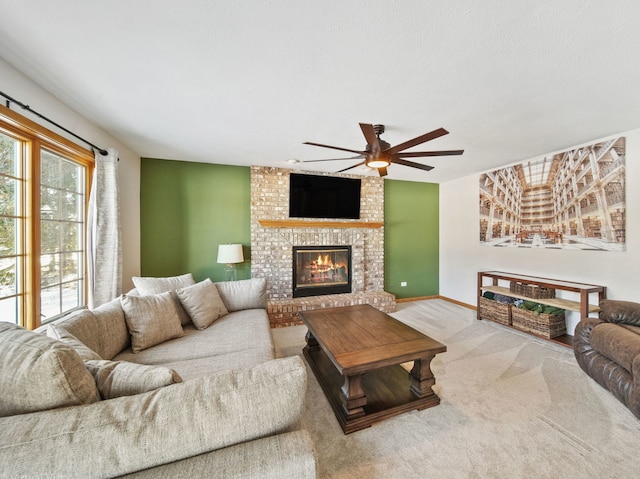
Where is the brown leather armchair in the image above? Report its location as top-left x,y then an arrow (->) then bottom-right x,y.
574,299 -> 640,419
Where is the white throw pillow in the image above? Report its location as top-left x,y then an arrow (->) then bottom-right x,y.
120,292 -> 184,353
214,277 -> 267,312
84,359 -> 182,399
132,273 -> 195,326
176,278 -> 229,330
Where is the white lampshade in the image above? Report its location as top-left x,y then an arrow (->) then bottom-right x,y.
217,244 -> 244,264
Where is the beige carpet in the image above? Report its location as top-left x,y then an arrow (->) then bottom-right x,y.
271,299 -> 640,479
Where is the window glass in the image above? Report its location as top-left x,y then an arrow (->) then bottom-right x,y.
0,132 -> 22,324
39,148 -> 85,322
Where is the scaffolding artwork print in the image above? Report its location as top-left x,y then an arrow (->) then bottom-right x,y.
479,137 -> 625,251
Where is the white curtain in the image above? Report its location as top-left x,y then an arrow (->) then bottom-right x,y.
88,148 -> 122,308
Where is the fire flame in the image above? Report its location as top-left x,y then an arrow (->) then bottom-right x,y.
314,254 -> 347,271
317,254 -> 331,266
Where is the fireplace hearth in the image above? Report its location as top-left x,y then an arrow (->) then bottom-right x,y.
293,246 -> 351,298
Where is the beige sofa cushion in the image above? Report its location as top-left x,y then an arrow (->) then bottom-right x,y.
49,297 -> 130,360
214,277 -> 267,312
117,430 -> 317,479
121,292 -> 184,353
47,328 -> 101,361
133,273 -> 195,326
84,360 -> 182,399
176,278 -> 229,330
0,323 -> 100,417
113,309 -> 276,379
48,309 -> 100,354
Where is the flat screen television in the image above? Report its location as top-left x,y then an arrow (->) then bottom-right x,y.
289,173 -> 361,219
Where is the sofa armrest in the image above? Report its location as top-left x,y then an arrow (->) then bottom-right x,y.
573,317 -> 607,379
573,317 -> 605,356
574,318 -> 640,417
0,356 -> 307,478
629,355 -> 640,418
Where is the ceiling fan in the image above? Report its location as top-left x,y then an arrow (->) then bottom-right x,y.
302,123 -> 464,177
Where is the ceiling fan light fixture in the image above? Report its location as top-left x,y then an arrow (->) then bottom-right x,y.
366,157 -> 391,169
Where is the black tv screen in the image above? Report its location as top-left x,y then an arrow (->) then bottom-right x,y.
289,173 -> 361,219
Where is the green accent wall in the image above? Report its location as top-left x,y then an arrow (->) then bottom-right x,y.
140,159 -> 251,282
384,180 -> 439,299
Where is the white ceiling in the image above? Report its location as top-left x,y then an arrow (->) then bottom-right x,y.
1,1 -> 640,182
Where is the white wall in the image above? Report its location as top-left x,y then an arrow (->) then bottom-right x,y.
0,57 -> 141,291
440,128 -> 640,332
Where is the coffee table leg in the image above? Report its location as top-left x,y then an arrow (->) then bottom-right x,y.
341,374 -> 366,419
409,356 -> 437,399
305,330 -> 320,352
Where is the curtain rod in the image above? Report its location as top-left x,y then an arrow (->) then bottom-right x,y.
0,90 -> 108,156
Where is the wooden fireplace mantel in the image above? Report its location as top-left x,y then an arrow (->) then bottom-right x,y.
258,219 -> 384,229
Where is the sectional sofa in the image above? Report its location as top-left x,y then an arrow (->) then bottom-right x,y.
0,275 -> 317,478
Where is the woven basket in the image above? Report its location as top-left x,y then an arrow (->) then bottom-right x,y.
479,296 -> 512,325
509,282 -> 556,299
511,307 -> 566,339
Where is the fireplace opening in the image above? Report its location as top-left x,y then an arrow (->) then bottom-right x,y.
292,245 -> 351,298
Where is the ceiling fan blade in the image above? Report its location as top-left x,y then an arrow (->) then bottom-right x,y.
359,123 -> 381,152
385,128 -> 449,155
378,167 -> 388,177
390,157 -> 435,171
301,155 -> 364,163
337,160 -> 366,173
396,149 -> 464,158
303,142 -> 365,156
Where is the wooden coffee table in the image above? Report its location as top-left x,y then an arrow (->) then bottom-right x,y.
300,304 -> 446,434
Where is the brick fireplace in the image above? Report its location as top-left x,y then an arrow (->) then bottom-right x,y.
250,166 -> 396,327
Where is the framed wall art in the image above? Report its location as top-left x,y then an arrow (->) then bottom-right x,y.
479,137 -> 625,251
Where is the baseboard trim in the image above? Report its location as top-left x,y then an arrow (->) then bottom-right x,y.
438,295 -> 476,310
396,295 -> 477,311
396,295 -> 438,303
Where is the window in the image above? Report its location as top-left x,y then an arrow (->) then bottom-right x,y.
40,149 -> 86,319
0,132 -> 22,325
0,105 -> 93,329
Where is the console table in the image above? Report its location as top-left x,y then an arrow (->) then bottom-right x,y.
477,271 -> 606,346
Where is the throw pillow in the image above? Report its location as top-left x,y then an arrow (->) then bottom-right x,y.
46,327 -> 102,361
176,278 -> 229,330
84,359 -> 182,399
214,277 -> 267,312
120,292 -> 184,353
90,297 -> 131,358
132,273 -> 196,326
48,309 -> 102,355
48,300 -> 130,360
0,323 -> 100,417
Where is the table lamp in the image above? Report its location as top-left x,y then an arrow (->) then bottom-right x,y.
217,244 -> 244,281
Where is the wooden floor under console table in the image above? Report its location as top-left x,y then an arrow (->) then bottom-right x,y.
477,271 -> 606,347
